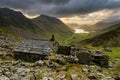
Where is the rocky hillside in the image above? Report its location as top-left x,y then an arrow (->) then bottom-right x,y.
0,8 -> 73,44
79,23 -> 120,47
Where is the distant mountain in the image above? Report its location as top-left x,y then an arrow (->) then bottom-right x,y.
94,20 -> 120,31
79,23 -> 120,47
0,8 -> 73,44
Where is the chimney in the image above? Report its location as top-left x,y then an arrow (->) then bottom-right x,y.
50,35 -> 55,41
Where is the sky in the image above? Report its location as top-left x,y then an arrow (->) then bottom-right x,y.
0,0 -> 120,25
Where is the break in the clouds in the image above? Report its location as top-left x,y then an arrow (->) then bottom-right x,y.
0,0 -> 120,17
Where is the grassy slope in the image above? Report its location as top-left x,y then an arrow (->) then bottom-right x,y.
79,23 -> 120,47
84,46 -> 120,75
32,15 -> 73,45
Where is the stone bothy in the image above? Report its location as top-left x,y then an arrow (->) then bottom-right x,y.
14,39 -> 59,62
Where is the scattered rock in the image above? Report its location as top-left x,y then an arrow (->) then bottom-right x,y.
82,68 -> 90,74
13,60 -> 21,66
0,75 -> 9,80
35,60 -> 44,66
88,73 -> 97,80
104,47 -> 112,52
10,74 -> 19,80
97,73 -> 105,78
22,73 -> 37,80
70,74 -> 78,80
57,71 -> 66,79
102,76 -> 115,80
109,61 -> 113,68
42,77 -> 49,80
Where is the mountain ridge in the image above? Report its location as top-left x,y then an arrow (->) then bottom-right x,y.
0,8 -> 73,44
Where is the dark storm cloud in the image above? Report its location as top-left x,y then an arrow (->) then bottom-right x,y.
54,0 -> 120,16
38,0 -> 70,5
0,0 -> 34,9
0,0 -> 120,17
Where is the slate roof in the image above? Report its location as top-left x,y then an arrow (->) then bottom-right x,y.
14,39 -> 52,55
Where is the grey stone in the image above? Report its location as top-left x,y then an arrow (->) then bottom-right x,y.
109,61 -> 113,68
102,77 -> 115,80
70,74 -> 78,80
42,77 -> 49,80
0,75 -> 9,80
97,73 -> 106,78
48,77 -> 54,80
10,74 -> 19,80
35,60 -> 44,66
57,72 -> 66,79
82,68 -> 89,74
16,68 -> 25,74
13,60 -> 21,65
104,48 -> 112,52
88,73 -> 97,80
22,73 -> 36,80
3,71 -> 12,77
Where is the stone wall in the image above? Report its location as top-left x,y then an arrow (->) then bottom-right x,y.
92,54 -> 109,67
57,46 -> 71,55
14,52 -> 47,62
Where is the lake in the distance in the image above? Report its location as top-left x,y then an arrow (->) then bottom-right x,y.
75,29 -> 89,33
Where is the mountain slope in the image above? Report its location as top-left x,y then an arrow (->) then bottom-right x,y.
0,7 -> 46,39
0,8 -> 73,44
32,15 -> 73,44
79,23 -> 120,47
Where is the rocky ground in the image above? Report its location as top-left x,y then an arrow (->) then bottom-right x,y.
0,57 -> 120,80
0,35 -> 120,80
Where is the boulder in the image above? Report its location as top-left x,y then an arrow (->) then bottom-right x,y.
104,47 -> 112,52
92,50 -> 109,67
76,50 -> 93,64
